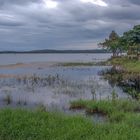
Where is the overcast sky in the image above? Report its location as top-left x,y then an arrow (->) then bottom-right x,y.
0,0 -> 140,50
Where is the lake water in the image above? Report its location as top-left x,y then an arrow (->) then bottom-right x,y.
0,53 -> 129,113
0,53 -> 112,65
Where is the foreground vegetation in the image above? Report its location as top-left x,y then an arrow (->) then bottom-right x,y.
0,102 -> 139,140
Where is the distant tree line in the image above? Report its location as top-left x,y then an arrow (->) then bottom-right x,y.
99,25 -> 140,59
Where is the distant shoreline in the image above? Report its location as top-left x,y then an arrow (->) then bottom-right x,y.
0,49 -> 110,54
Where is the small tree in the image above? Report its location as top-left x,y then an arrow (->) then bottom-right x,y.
99,31 -> 121,57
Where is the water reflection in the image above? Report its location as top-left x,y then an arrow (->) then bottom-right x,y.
0,65 -> 129,112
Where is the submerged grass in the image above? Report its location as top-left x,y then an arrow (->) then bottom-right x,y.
0,108 -> 140,140
3,95 -> 12,105
59,62 -> 96,67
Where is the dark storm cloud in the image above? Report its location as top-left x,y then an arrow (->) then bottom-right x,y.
0,0 -> 140,50
127,0 -> 140,5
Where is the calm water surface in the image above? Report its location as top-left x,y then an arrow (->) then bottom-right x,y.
0,53 -> 129,118
0,53 -> 112,65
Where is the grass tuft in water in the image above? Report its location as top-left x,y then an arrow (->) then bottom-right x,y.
3,95 -> 12,105
70,99 -> 140,122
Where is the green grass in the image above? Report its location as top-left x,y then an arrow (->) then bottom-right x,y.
106,57 -> 140,73
58,62 -> 96,67
0,107 -> 140,140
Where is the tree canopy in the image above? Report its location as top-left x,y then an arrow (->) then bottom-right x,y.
99,25 -> 140,59
122,25 -> 140,55
99,31 -> 121,57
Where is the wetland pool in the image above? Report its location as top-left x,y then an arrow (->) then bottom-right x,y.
0,53 -> 130,121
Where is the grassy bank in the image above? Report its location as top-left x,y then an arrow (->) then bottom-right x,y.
103,57 -> 140,99
106,57 -> 140,73
0,100 -> 140,140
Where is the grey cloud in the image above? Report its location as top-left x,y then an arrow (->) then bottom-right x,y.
0,0 -> 41,6
0,0 -> 139,50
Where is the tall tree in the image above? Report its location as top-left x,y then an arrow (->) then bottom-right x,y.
122,25 -> 140,57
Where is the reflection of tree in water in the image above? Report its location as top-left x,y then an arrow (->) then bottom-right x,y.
101,66 -> 140,99
101,66 -> 124,88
